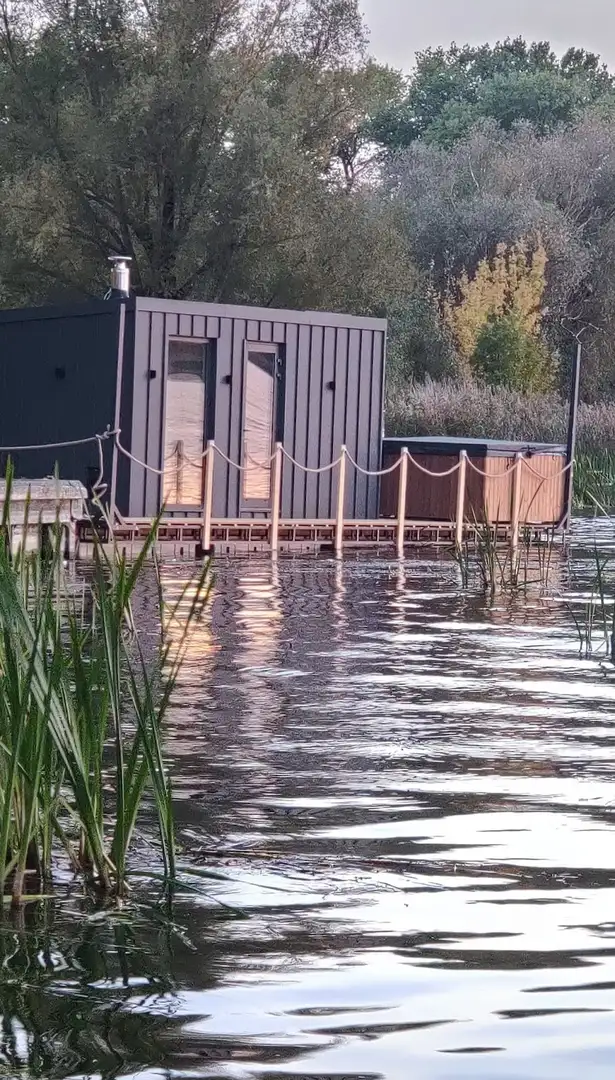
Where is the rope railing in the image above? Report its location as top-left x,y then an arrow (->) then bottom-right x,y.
0,430 -> 571,556
523,458 -> 573,480
0,430 -> 571,484
407,455 -> 462,478
344,449 -> 407,477
281,447 -> 344,474
0,432 -> 115,452
465,457 -> 516,478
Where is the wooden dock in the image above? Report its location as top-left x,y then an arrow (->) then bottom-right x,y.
76,516 -> 560,560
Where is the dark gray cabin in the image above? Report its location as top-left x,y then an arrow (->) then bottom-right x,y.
0,297 -> 387,521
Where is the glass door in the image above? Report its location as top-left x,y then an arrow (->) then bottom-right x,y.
241,344 -> 279,510
162,339 -> 208,509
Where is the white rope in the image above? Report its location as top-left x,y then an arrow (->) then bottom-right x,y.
91,435 -> 108,505
90,433 -> 116,533
0,433 -> 112,452
211,445 -> 277,471
179,448 -> 275,472
115,435 -> 164,475
465,457 -> 516,478
407,455 -> 461,478
168,444 -> 209,465
211,445 -> 247,471
523,458 -> 573,480
345,451 -> 403,477
246,451 -> 276,469
281,448 -> 344,474
0,425 -> 575,490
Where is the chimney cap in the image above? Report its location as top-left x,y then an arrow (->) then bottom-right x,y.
107,254 -> 132,298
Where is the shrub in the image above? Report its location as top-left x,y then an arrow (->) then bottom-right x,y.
472,312 -> 556,393
443,237 -> 549,371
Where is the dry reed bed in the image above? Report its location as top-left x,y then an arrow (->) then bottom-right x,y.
386,378 -> 615,451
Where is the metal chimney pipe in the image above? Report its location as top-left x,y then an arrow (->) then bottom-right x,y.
108,255 -> 132,298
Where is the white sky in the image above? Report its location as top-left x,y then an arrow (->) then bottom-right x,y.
360,0 -> 615,72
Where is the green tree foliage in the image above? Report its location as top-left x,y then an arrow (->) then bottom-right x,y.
370,38 -> 615,149
383,113 -> 615,395
387,287 -> 457,382
443,238 -> 549,365
0,0 -> 413,311
472,313 -> 556,393
3,14 -> 615,404
440,237 -> 557,392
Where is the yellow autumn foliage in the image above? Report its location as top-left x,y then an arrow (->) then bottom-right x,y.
444,238 -> 548,367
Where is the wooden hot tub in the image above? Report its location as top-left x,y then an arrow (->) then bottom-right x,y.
379,437 -> 567,526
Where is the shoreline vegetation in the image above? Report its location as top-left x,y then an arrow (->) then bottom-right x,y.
386,378 -> 615,510
2,5 -> 615,515
0,474 -> 209,908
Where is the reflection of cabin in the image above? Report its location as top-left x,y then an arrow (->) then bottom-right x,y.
0,298 -> 386,521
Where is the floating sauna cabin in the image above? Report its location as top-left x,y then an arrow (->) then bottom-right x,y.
379,437 -> 568,526
0,297 -> 386,522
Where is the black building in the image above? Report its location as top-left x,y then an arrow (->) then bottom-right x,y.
0,296 -> 386,521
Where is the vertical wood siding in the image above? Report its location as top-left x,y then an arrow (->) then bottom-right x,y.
379,447 -> 565,525
129,302 -> 385,520
280,322 -> 297,517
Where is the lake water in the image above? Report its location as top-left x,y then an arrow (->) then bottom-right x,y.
5,522 -> 615,1079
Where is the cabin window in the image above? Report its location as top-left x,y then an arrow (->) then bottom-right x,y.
242,348 -> 277,503
163,339 -> 207,507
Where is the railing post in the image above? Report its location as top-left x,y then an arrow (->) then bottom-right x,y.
270,442 -> 283,556
201,440 -> 214,554
335,446 -> 347,556
510,452 -> 523,554
396,448 -> 409,558
455,450 -> 467,550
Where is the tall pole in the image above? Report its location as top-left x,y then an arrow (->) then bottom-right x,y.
455,450 -> 467,550
563,339 -> 582,530
109,298 -> 127,530
201,440 -> 214,555
270,442 -> 283,557
335,447 -> 347,556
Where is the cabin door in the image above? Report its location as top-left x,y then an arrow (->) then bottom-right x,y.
240,342 -> 283,513
162,338 -> 212,511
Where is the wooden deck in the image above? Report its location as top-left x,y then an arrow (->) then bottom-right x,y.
76,517 -> 561,560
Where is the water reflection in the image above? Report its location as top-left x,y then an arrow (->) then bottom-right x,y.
234,561 -> 283,711
9,534 -> 615,1079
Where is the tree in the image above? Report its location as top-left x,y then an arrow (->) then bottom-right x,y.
472,312 -> 556,393
440,237 -> 557,390
386,286 -> 457,382
382,122 -> 593,376
369,38 -> 614,150
332,62 -> 405,190
0,0 -> 399,304
443,238 -> 548,364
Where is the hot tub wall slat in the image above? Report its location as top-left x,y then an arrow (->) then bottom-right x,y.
380,452 -> 484,521
380,449 -> 566,525
519,454 -> 566,524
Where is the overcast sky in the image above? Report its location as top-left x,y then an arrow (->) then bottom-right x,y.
360,0 -> 615,72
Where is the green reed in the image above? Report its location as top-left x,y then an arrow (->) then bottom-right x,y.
567,535 -> 615,660
573,451 -> 615,510
453,515 -> 556,596
0,466 -> 210,905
